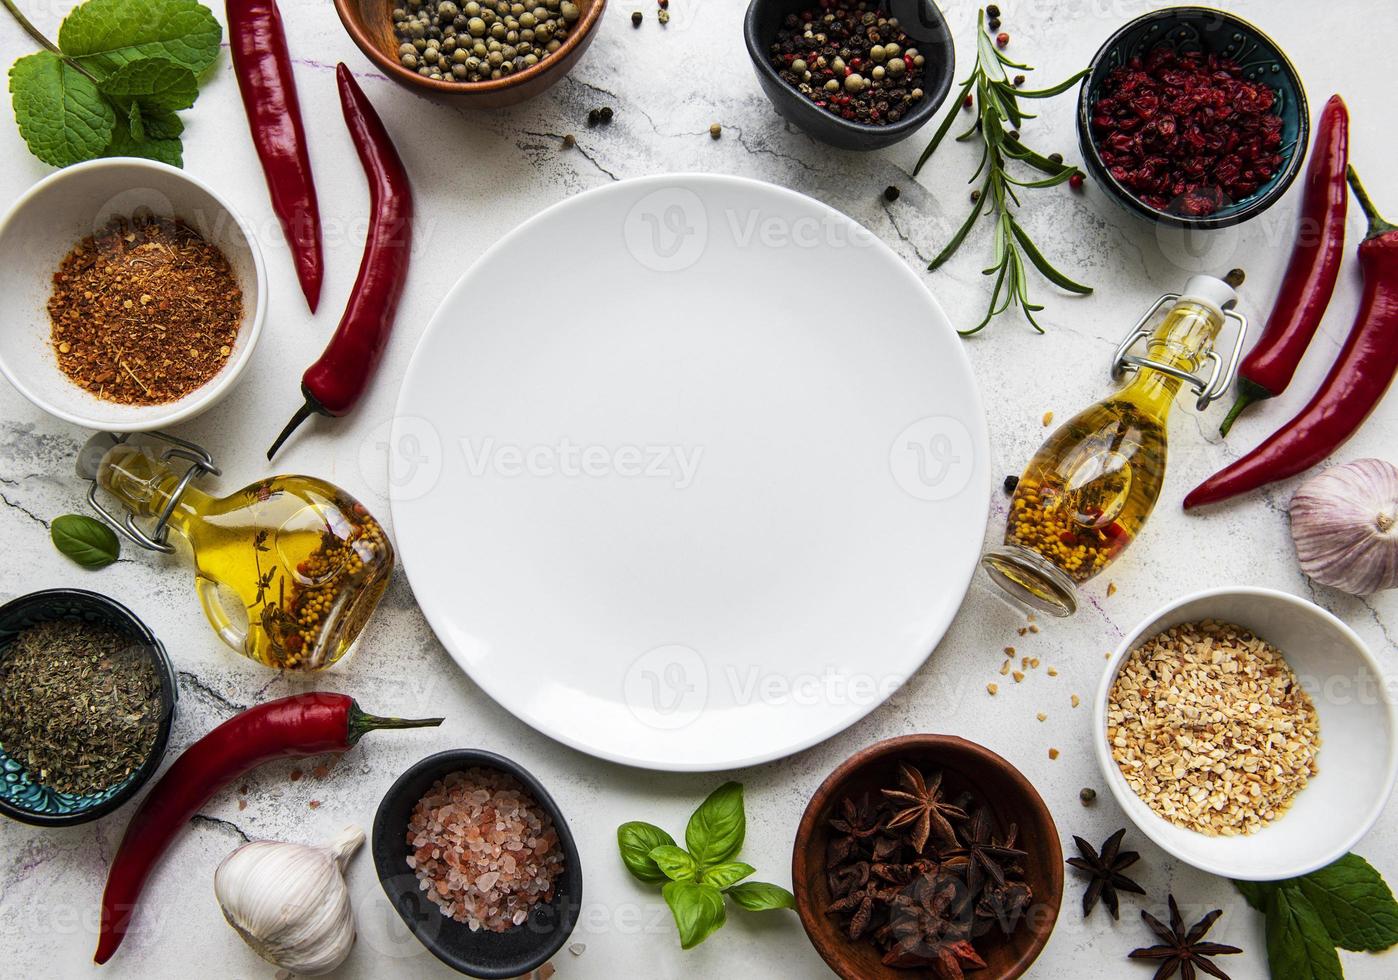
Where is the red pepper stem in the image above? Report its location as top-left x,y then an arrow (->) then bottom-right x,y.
1347,165 -> 1397,240
1218,378 -> 1271,437
347,703 -> 444,744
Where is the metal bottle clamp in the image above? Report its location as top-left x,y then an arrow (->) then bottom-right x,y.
1110,292 -> 1249,412
76,431 -> 220,554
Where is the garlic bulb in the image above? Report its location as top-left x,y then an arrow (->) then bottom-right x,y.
1290,459 -> 1398,595
214,825 -> 364,976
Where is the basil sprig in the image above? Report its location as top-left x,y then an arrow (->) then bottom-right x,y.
1234,853 -> 1398,978
617,781 -> 795,949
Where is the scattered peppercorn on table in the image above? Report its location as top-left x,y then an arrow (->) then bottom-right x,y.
0,2 -> 1396,978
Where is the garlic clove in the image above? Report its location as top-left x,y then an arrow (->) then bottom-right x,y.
1290,458 -> 1398,595
214,826 -> 365,977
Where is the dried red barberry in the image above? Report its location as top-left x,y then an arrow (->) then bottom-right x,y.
1091,45 -> 1282,217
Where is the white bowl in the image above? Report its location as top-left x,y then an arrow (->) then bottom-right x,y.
1095,586 -> 1397,881
0,158 -> 266,431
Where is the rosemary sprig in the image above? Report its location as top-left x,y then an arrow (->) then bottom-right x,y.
913,11 -> 1091,335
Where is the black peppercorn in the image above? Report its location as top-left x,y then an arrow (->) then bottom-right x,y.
631,10 -> 642,26
1003,475 -> 1019,494
600,106 -> 614,123
587,108 -> 601,127
988,17 -> 1000,31
883,185 -> 900,203
986,3 -> 1000,16
1048,151 -> 1064,164
1080,787 -> 1097,806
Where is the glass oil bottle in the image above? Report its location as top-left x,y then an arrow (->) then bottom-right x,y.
78,432 -> 394,669
982,275 -> 1248,616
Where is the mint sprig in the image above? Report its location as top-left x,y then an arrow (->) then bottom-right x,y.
1234,853 -> 1398,977
4,0 -> 219,168
617,782 -> 795,949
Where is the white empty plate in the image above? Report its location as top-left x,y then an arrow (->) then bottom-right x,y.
392,175 -> 989,770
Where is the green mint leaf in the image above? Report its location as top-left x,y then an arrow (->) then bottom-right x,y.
617,821 -> 676,884
50,514 -> 120,568
9,52 -> 116,168
649,845 -> 698,882
127,100 -> 144,141
1266,886 -> 1344,980
98,58 -> 198,112
59,0 -> 222,76
103,112 -> 182,167
1233,879 -> 1277,913
139,107 -> 183,140
1294,854 -> 1398,952
661,880 -> 726,949
725,880 -> 795,911
686,781 -> 745,868
700,861 -> 755,889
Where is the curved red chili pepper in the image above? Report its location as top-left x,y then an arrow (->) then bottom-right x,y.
227,0 -> 324,312
1185,166 -> 1398,509
1219,95 -> 1349,436
94,693 -> 441,965
266,64 -> 415,460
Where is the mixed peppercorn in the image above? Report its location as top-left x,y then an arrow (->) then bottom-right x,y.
1091,44 -> 1284,217
392,0 -> 580,82
769,1 -> 928,125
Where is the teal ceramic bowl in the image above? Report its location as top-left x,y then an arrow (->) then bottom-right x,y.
0,589 -> 176,827
1077,6 -> 1308,229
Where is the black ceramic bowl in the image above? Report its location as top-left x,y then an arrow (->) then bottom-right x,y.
0,589 -> 176,827
372,750 -> 583,979
744,0 -> 955,151
1077,6 -> 1309,230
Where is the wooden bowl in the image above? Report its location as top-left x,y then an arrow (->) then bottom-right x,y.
333,0 -> 607,107
792,735 -> 1063,980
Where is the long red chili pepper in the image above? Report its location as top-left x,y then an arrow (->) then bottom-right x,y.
227,0 -> 324,313
94,693 -> 441,965
1218,94 -> 1349,436
1185,166 -> 1398,509
266,64 -> 414,460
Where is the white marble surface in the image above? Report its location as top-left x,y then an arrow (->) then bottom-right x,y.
1,0 -> 1395,977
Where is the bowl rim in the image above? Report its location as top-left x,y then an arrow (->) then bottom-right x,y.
1093,585 -> 1398,881
792,733 -> 1062,980
0,588 -> 177,827
742,0 -> 956,142
371,748 -> 583,978
333,0 -> 608,97
1075,5 -> 1309,230
0,156 -> 268,432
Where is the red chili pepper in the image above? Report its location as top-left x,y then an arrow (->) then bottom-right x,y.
1219,95 -> 1350,436
266,64 -> 415,461
1185,166 -> 1398,510
93,693 -> 441,964
227,0 -> 324,313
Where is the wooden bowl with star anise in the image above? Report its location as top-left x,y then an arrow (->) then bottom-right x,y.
792,734 -> 1063,979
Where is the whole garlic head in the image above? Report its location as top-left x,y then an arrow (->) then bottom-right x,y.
214,825 -> 364,976
1290,458 -> 1398,595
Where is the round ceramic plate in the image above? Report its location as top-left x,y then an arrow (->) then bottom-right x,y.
392,174 -> 989,770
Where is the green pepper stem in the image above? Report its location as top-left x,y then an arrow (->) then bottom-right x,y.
1218,379 -> 1271,437
347,704 -> 444,744
1347,165 -> 1398,240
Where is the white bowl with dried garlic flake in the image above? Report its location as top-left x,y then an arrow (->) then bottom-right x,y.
1095,586 -> 1397,881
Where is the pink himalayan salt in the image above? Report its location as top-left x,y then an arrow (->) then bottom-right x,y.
406,766 -> 566,932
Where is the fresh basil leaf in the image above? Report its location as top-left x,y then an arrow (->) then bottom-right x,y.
700,861 -> 755,889
98,58 -> 198,113
661,880 -> 726,949
725,880 -> 795,911
1233,879 -> 1277,913
1267,886 -> 1344,980
50,514 -> 120,568
617,821 -> 677,884
59,0 -> 222,76
104,112 -> 182,166
649,845 -> 698,882
685,781 -> 745,868
8,51 -> 116,168
1294,854 -> 1398,952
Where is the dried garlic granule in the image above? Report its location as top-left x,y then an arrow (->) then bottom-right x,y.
1106,619 -> 1320,837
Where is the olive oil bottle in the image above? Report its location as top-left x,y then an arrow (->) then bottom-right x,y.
983,276 -> 1246,616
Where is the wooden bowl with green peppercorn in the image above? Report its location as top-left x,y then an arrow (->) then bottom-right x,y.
334,0 -> 606,107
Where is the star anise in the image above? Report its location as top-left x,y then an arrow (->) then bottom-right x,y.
1067,827 -> 1147,920
976,877 -> 1033,935
882,875 -> 981,974
828,859 -> 870,901
1129,895 -> 1242,980
882,764 -> 968,853
827,793 -> 885,866
952,808 -> 1027,893
826,872 -> 886,940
